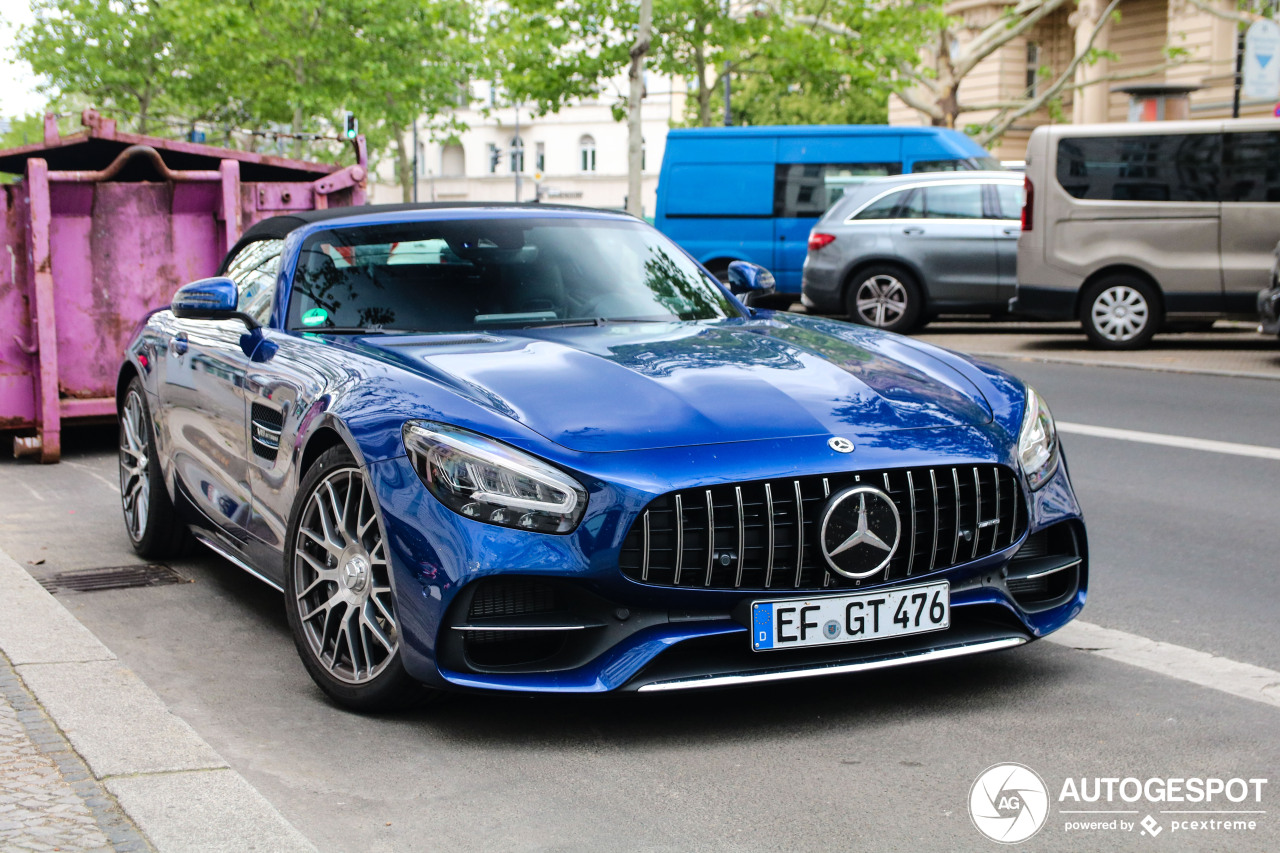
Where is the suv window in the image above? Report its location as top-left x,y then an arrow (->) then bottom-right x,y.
1056,134 -> 1221,202
224,239 -> 283,324
1222,130 -> 1280,202
852,189 -> 911,220
995,183 -> 1025,220
923,184 -> 984,219
775,162 -> 903,217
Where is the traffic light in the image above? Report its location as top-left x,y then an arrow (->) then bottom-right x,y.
344,111 -> 358,140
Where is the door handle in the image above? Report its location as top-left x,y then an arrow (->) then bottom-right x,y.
902,227 -> 925,235
778,234 -> 786,241
1003,227 -> 1020,235
169,334 -> 189,356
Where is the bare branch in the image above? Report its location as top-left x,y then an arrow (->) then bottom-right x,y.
895,84 -> 946,121
974,0 -> 1121,144
956,0 -> 1073,78
897,60 -> 942,96
1179,0 -> 1258,26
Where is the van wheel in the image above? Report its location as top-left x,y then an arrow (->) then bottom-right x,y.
1081,276 -> 1161,349
846,265 -> 922,333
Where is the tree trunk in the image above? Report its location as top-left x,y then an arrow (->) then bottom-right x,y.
627,0 -> 653,216
694,44 -> 711,127
394,123 -> 414,203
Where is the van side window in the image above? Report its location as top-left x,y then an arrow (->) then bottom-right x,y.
1055,134 -> 1221,202
775,163 -> 903,217
924,184 -> 984,219
1222,131 -> 1280,202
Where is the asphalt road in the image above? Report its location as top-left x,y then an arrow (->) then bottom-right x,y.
1,357 -> 1277,853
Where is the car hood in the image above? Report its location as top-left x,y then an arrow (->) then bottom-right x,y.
349,317 -> 994,453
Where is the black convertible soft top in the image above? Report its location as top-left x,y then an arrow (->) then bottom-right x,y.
220,202 -> 620,273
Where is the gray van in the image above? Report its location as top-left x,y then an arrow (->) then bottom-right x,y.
1014,120 -> 1280,348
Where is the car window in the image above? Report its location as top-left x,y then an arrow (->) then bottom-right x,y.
286,218 -> 738,333
924,184 -> 985,219
852,189 -> 913,220
995,183 -> 1025,220
225,239 -> 283,324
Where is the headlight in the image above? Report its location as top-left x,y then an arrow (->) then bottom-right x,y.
1017,386 -> 1059,491
403,422 -> 587,534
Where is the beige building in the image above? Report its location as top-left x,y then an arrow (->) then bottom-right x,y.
890,0 -> 1278,159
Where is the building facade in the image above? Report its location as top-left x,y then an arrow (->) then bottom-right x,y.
371,76 -> 687,216
889,0 -> 1277,159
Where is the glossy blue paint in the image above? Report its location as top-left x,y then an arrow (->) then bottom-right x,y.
123,204 -> 1087,696
171,277 -> 238,318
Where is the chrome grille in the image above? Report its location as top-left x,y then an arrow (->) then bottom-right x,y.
618,465 -> 1025,591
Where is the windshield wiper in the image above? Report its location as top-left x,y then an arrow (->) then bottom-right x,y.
300,326 -> 393,335
478,318 -> 603,329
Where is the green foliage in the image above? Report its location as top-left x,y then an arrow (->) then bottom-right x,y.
13,0 -> 479,166
728,76 -> 887,127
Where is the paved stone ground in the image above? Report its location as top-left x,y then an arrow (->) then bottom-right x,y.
0,652 -> 151,853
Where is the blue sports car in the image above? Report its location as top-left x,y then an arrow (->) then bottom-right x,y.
117,203 -> 1086,710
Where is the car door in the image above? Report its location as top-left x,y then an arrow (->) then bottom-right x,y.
992,181 -> 1025,298
906,182 -> 1001,307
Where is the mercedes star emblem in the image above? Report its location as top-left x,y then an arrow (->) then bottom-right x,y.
819,485 -> 901,579
828,437 -> 855,453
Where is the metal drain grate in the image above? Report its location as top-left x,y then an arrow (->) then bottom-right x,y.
38,564 -> 190,593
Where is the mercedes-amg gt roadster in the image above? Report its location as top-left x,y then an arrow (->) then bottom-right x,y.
117,204 -> 1086,710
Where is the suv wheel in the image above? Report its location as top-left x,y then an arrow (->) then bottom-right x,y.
846,265 -> 922,333
1081,276 -> 1161,349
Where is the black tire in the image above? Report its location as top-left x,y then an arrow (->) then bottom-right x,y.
845,264 -> 923,333
1080,275 -> 1161,349
118,377 -> 194,558
284,445 -> 428,711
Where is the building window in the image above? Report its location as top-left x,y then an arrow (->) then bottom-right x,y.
536,141 -> 546,173
487,143 -> 499,174
580,135 -> 596,172
1026,42 -> 1041,97
441,144 -> 465,177
510,136 -> 524,173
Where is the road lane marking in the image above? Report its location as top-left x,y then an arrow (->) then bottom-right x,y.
59,459 -> 121,495
1048,620 -> 1280,711
1057,422 -> 1280,461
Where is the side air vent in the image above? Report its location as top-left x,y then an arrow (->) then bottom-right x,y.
250,403 -> 284,461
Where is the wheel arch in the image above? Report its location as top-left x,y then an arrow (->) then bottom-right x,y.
115,362 -> 141,411
297,425 -> 352,484
840,258 -> 928,309
1074,265 -> 1165,320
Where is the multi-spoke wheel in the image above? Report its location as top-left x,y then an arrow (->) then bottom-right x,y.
1081,276 -> 1161,349
118,376 -> 191,557
284,446 -> 424,710
846,265 -> 922,333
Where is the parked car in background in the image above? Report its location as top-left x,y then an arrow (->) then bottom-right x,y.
1016,120 -> 1280,349
654,125 -> 1001,300
117,203 -> 1086,710
1259,238 -> 1280,338
800,172 -> 1025,332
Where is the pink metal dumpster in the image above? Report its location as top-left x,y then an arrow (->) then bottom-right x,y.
0,109 -> 367,462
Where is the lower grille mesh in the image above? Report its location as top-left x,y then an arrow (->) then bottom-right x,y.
619,465 -> 1025,591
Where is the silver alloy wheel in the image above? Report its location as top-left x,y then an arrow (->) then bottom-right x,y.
854,274 -> 909,327
293,467 -> 398,685
119,389 -> 150,543
1090,285 -> 1150,342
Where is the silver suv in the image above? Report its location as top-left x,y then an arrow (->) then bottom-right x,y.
800,171 -> 1022,332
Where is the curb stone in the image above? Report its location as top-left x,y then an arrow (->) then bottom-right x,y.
0,545 -> 317,853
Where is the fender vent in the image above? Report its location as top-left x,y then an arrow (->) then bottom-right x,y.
251,403 -> 284,460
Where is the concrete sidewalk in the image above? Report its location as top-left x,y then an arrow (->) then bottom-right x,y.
0,546 -> 315,853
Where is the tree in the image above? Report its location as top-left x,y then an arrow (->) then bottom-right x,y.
17,0 -> 187,133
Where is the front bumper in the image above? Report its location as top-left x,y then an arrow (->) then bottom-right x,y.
1011,285 -> 1078,321
369,436 -> 1087,694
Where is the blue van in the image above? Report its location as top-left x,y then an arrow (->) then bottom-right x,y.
654,125 -> 999,295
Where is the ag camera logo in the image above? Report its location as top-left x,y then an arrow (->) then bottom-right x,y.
969,763 -> 1050,844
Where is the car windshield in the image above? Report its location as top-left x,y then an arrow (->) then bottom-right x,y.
286,216 -> 739,333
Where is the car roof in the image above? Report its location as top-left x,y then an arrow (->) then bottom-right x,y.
224,202 -> 633,268
827,170 -> 1020,219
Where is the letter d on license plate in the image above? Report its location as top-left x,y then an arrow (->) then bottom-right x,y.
751,581 -> 949,651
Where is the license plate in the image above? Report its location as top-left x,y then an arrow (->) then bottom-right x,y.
751,581 -> 950,652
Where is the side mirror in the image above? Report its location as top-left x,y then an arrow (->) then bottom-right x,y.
171,277 -> 259,329
726,261 -> 777,305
